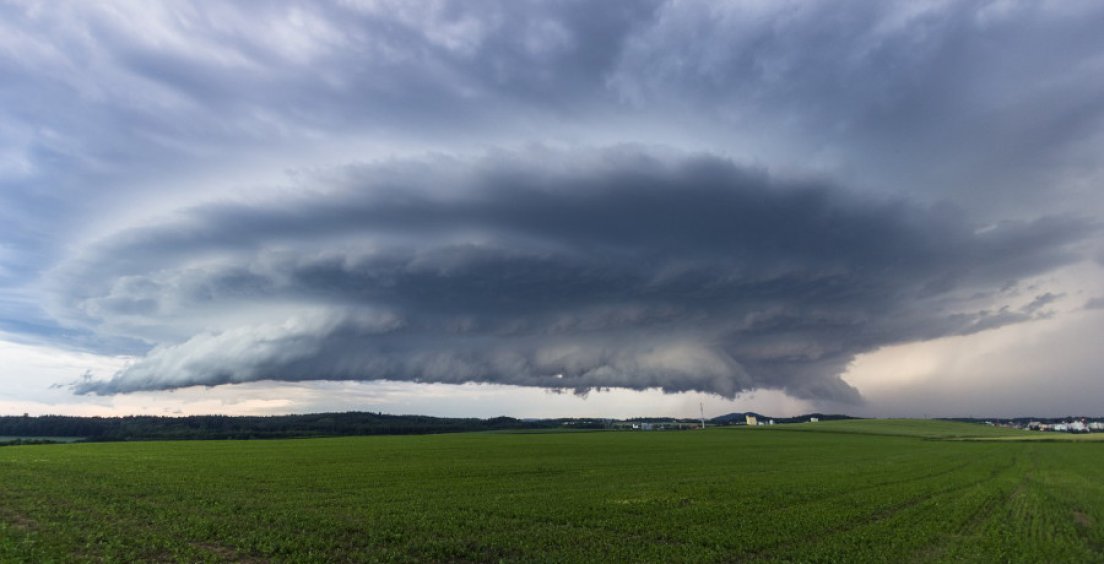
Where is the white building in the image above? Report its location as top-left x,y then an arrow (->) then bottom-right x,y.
745,415 -> 758,426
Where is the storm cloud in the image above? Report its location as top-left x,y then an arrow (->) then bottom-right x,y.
55,149 -> 1093,401
2,1 -> 1103,416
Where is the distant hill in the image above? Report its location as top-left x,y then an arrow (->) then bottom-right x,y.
709,412 -> 857,425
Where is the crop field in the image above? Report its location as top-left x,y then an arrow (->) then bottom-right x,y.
1,420 -> 1103,562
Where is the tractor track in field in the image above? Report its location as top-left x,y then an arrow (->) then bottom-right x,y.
743,453 -> 1022,561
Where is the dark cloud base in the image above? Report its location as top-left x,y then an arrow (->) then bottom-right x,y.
60,149 -> 1093,401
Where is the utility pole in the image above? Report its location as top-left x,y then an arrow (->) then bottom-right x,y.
700,402 -> 706,429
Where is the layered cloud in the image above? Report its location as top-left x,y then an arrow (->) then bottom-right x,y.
54,149 -> 1094,400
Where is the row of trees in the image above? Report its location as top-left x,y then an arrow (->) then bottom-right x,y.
0,412 -> 564,441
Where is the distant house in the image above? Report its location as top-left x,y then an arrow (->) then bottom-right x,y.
809,417 -> 819,423
1070,421 -> 1088,433
746,415 -> 758,426
1089,422 -> 1104,431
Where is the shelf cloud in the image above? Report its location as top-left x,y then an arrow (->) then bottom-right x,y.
60,149 -> 1094,401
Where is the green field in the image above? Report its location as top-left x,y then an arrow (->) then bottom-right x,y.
778,418 -> 1036,438
1,420 -> 1102,562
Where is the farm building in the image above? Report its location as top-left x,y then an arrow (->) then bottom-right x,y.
745,415 -> 757,426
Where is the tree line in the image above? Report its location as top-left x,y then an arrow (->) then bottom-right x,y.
0,412 -> 587,442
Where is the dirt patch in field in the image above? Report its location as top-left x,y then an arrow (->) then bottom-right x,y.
0,509 -> 38,532
191,541 -> 266,563
1073,511 -> 1093,528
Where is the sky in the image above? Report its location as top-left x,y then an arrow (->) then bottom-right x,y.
1,0 -> 1103,419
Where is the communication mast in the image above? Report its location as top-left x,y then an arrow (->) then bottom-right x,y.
699,402 -> 706,429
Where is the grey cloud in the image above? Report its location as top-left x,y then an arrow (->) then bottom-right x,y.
1020,292 -> 1063,315
5,1 -> 1103,219
610,1 -> 1104,216
0,1 -> 660,153
4,0 -> 1104,296
0,0 -> 662,295
59,149 -> 1095,401
73,312 -> 754,398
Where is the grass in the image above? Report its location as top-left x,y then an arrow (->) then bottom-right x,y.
1,420 -> 1102,562
782,418 -> 1104,441
770,418 -> 1036,439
